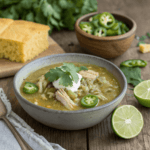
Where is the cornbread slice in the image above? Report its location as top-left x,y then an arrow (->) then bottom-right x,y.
0,18 -> 14,34
139,44 -> 150,53
0,19 -> 50,62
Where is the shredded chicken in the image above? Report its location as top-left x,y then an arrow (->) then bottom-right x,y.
47,92 -> 54,99
97,76 -> 112,87
36,75 -> 48,93
79,70 -> 99,80
96,93 -> 107,101
41,94 -> 47,100
55,89 -> 77,110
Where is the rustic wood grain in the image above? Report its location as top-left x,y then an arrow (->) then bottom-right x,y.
1,0 -> 150,150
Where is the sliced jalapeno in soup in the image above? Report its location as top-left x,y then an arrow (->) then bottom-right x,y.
79,22 -> 93,34
120,59 -> 148,67
23,82 -> 38,94
94,27 -> 107,37
99,12 -> 115,29
81,95 -> 98,108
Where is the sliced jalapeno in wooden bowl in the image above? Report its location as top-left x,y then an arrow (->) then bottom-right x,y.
99,12 -> 115,29
81,95 -> 99,108
94,27 -> 107,37
79,22 -> 93,34
23,82 -> 38,94
120,59 -> 148,67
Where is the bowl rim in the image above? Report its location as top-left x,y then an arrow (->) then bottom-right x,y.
13,53 -> 127,114
75,12 -> 137,41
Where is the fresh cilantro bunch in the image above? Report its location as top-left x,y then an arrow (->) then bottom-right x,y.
0,0 -> 97,34
120,66 -> 143,86
45,63 -> 88,87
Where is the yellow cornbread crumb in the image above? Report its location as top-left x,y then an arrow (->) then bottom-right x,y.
0,19 -> 50,63
139,44 -> 150,53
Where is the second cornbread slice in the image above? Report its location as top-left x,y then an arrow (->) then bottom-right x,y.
0,19 -> 50,63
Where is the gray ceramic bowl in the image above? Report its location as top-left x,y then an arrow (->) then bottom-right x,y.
13,54 -> 127,130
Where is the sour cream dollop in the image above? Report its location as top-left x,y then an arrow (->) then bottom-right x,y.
53,73 -> 82,92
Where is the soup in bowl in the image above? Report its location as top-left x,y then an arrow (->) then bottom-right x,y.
13,54 -> 127,130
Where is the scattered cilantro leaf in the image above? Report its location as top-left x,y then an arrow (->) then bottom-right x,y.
137,41 -> 145,46
120,66 -> 143,86
147,32 -> 150,38
139,35 -> 147,41
45,63 -> 88,87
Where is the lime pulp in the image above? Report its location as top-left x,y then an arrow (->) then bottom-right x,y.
134,80 -> 150,107
111,105 -> 143,139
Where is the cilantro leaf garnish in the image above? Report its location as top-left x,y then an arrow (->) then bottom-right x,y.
62,63 -> 79,83
75,66 -> 88,72
120,66 -> 143,86
45,63 -> 88,87
45,67 -> 65,82
59,73 -> 73,87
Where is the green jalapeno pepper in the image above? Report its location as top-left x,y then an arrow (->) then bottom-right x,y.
116,28 -> 122,35
81,95 -> 98,108
106,29 -> 116,36
89,14 -> 101,22
94,27 -> 107,37
111,23 -> 119,30
121,23 -> 129,32
107,28 -> 121,36
120,59 -> 148,67
91,19 -> 100,28
23,82 -> 38,94
99,12 -> 115,29
121,29 -> 126,34
79,22 -> 93,34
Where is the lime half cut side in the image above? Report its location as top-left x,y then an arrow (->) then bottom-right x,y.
134,80 -> 150,107
111,105 -> 143,139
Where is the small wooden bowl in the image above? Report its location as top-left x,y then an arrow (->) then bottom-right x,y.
75,12 -> 137,58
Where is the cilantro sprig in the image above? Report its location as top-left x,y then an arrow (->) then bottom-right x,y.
0,0 -> 97,34
45,63 -> 88,87
120,66 -> 143,86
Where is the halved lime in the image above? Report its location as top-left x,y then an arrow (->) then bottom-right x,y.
111,105 -> 143,139
134,80 -> 150,107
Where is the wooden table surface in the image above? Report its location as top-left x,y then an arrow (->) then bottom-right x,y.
1,0 -> 150,150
